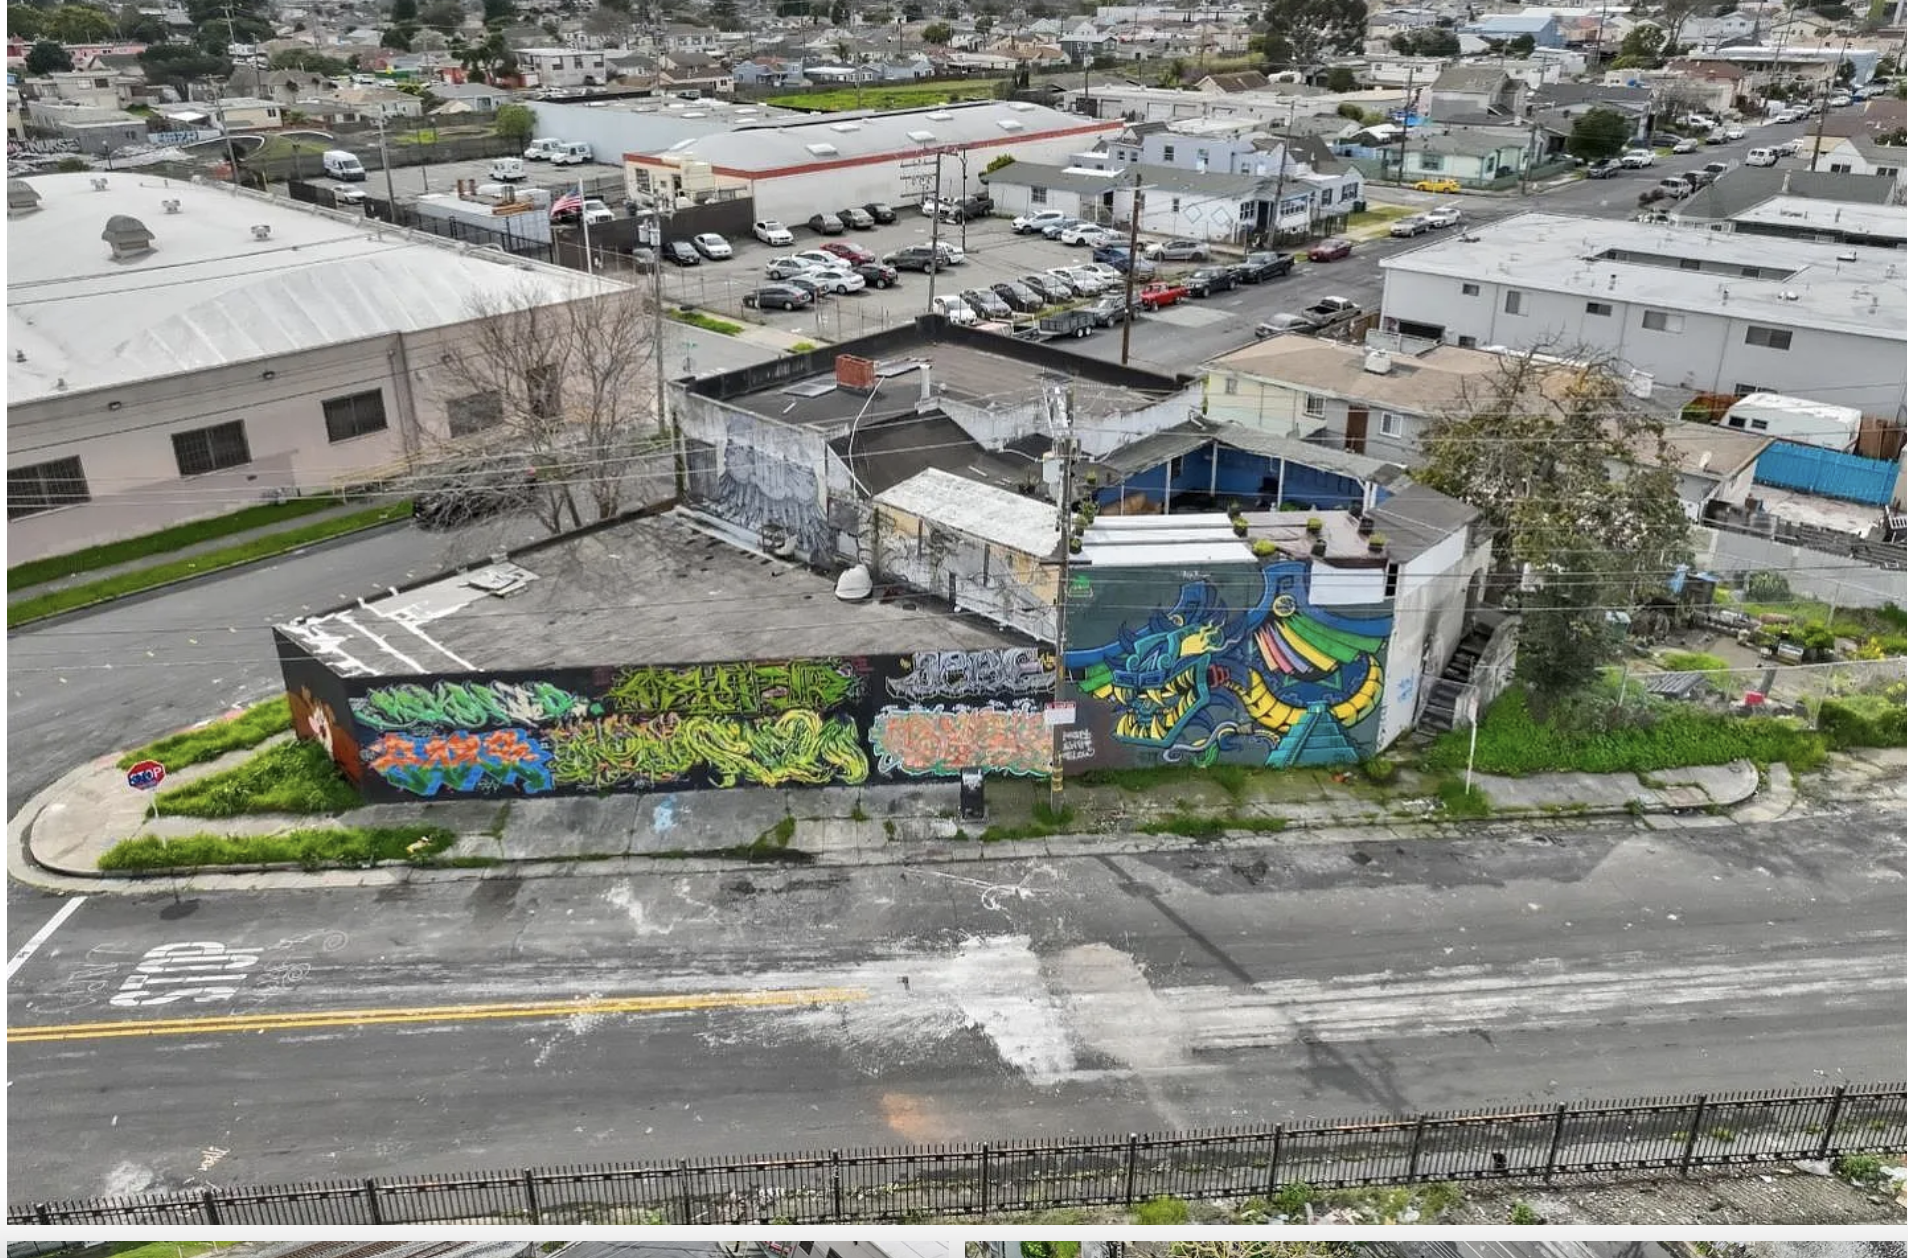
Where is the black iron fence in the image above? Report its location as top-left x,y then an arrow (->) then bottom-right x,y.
12,1082 -> 1900,1225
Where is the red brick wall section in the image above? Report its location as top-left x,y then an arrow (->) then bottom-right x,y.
836,354 -> 879,393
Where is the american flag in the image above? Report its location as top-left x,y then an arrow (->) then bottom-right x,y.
549,191 -> 584,217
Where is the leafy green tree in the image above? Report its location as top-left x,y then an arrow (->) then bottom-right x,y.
1259,0 -> 1366,67
494,100 -> 535,142
480,0 -> 513,24
137,40 -> 228,90
382,25 -> 414,48
26,38 -> 74,72
185,0 -> 272,50
9,4 -> 45,38
1506,31 -> 1535,55
901,1 -> 921,16
390,0 -> 419,20
271,48 -> 349,74
1323,65 -> 1357,91
45,4 -> 114,41
1566,107 -> 1632,160
829,0 -> 849,21
419,0 -> 463,30
1616,22 -> 1664,64
920,18 -> 951,40
974,11 -> 992,32
1417,345 -> 1691,701
708,0 -> 741,26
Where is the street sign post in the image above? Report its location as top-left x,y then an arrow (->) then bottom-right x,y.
126,759 -> 165,827
1461,689 -> 1480,795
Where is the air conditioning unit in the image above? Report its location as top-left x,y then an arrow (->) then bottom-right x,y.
90,177 -> 109,191
162,199 -> 182,213
251,224 -> 271,240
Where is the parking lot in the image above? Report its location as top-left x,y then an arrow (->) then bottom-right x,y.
308,153 -> 623,204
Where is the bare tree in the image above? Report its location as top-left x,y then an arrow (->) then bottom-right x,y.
425,279 -> 665,535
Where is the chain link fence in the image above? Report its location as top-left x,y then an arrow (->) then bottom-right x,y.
14,1082 -> 1901,1225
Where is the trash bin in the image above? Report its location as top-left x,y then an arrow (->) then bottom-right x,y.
959,768 -> 986,821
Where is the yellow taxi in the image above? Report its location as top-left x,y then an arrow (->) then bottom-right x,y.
1412,177 -> 1462,193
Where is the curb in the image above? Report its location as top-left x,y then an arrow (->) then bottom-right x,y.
13,758 -> 1766,894
6,515 -> 414,634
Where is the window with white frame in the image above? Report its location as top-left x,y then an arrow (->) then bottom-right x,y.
1641,309 -> 1683,332
1031,186 -> 1048,204
1303,394 -> 1326,417
1504,289 -> 1525,315
1378,411 -> 1403,437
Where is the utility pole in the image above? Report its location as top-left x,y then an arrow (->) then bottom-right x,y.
374,115 -> 399,215
1395,65 -> 1415,183
1119,168 -> 1143,364
1808,36 -> 1850,165
1267,95 -> 1295,247
927,147 -> 943,310
642,206 -> 681,496
1048,377 -> 1076,819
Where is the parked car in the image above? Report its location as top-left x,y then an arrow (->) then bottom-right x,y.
782,274 -> 827,301
807,211 -> 846,235
629,245 -> 657,272
885,245 -> 944,272
1411,177 -> 1461,193
1184,266 -> 1236,297
1723,125 -> 1746,140
1013,209 -> 1069,234
1671,137 -> 1700,154
1830,93 -> 1852,108
663,239 -> 702,265
743,283 -> 813,311
1021,272 -> 1073,302
1585,158 -> 1621,179
1038,216 -> 1083,239
488,157 -> 526,182
523,137 -> 563,161
1137,280 -> 1188,310
991,280 -> 1043,313
1620,148 -> 1658,167
1254,312 -> 1312,337
551,197 -> 612,226
765,256 -> 821,280
864,201 -> 898,223
1701,161 -> 1731,182
958,193 -> 994,220
838,206 -> 875,229
1746,146 -> 1779,167
1654,177 -> 1693,199
853,261 -> 900,289
1059,222 -> 1112,246
1055,266 -> 1105,295
821,240 -> 876,265
808,265 -> 867,294
1092,245 -> 1156,275
753,220 -> 794,246
1307,237 -> 1353,262
1389,214 -> 1431,237
1146,238 -> 1210,262
962,288 -> 1012,319
1424,204 -> 1463,228
931,293 -> 978,324
791,249 -> 840,270
692,232 -> 732,259
1082,295 -> 1134,327
919,197 -> 963,223
550,141 -> 592,164
1078,262 -> 1125,285
1232,251 -> 1294,283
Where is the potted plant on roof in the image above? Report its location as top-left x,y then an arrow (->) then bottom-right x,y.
1367,531 -> 1388,554
1357,513 -> 1375,537
1251,538 -> 1277,561
1306,516 -> 1324,535
1232,514 -> 1249,537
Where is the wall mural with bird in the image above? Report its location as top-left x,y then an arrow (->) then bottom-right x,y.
1061,561 -> 1393,770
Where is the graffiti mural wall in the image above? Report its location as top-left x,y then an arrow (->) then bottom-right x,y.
1061,561 -> 1393,770
291,648 -> 1059,803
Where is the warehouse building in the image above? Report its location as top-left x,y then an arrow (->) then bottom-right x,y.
5,172 -> 622,563
625,100 -> 1121,223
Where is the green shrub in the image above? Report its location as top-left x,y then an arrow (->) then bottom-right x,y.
1818,694 -> 1907,748
154,739 -> 362,818
1832,1152 -> 1884,1184
1133,1195 -> 1190,1225
1508,1200 -> 1543,1225
1360,756 -> 1398,784
1435,777 -> 1492,818
1659,651 -> 1728,673
1420,686 -> 1827,776
116,697 -> 293,772
1271,1180 -> 1315,1215
668,309 -> 745,336
99,825 -> 453,872
1745,570 -> 1791,601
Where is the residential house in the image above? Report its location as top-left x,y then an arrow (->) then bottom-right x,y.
210,95 -> 285,129
1460,12 -> 1564,47
1670,167 -> 1904,247
429,81 -> 513,112
1197,70 -> 1271,94
1814,134 -> 1907,191
733,56 -> 805,87
221,66 -> 334,107
1058,21 -> 1110,63
21,100 -> 147,152
312,86 -> 424,121
1426,65 -> 1527,119
516,47 -> 609,88
41,71 -> 132,110
1397,126 -> 1532,186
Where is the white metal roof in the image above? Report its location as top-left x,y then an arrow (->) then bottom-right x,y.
874,467 -> 1061,555
7,173 -> 619,402
637,100 -> 1119,174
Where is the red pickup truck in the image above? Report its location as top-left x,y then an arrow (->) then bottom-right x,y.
1138,281 -> 1188,310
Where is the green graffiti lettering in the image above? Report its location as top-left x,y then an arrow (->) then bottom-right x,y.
605,660 -> 861,716
547,711 -> 870,790
352,680 -> 589,732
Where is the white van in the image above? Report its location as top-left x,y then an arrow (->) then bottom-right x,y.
488,156 -> 526,181
1745,147 -> 1778,167
523,137 -> 563,160
1723,392 -> 1861,452
550,140 -> 593,165
322,149 -> 366,181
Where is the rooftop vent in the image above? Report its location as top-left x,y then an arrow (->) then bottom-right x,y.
907,128 -> 936,141
1836,250 -> 1857,262
250,224 -> 271,240
998,119 -> 1025,132
90,177 -> 109,191
101,213 -> 155,261
1008,101 -> 1036,111
162,198 -> 181,213
8,179 -> 41,213
828,121 -> 861,132
805,141 -> 839,156
926,110 -> 954,120
1363,350 -> 1393,375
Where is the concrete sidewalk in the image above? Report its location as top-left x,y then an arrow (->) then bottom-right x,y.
7,499 -> 399,606
14,721 -> 1838,892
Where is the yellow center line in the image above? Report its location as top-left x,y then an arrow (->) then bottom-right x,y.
9,986 -> 867,1043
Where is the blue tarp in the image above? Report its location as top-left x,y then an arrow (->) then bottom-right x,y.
1753,441 -> 1897,506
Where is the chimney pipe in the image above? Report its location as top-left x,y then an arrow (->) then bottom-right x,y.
918,363 -> 932,406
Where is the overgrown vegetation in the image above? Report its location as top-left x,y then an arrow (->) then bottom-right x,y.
1017,1244 -> 1080,1258
116,697 -> 292,772
1832,1152 -> 1885,1184
9,502 -> 411,627
1508,1200 -> 1544,1224
979,802 -> 1077,842
765,79 -> 998,111
99,825 -> 454,872
1422,686 -> 1828,776
1133,1195 -> 1191,1225
1817,691 -> 1908,748
154,740 -> 363,818
1435,777 -> 1493,818
1659,650 -> 1729,673
9,497 -> 350,587
668,309 -> 746,336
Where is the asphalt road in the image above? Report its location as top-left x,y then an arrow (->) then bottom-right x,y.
9,811 -> 1901,1201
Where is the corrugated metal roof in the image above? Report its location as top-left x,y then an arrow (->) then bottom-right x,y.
1208,421 -> 1409,483
8,173 -> 618,401
875,467 -> 1061,555
1101,427 -> 1212,475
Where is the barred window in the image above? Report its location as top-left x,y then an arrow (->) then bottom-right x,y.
322,389 -> 389,443
448,391 -> 504,438
172,421 -> 251,476
1745,325 -> 1793,350
8,456 -> 90,520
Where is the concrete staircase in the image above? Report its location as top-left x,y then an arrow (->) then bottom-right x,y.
1418,624 -> 1495,734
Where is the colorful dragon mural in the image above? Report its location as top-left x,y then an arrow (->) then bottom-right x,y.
1064,562 -> 1392,767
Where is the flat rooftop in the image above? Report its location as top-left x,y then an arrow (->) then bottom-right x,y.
1731,196 -> 1908,242
1380,211 -> 1908,341
7,172 -> 618,402
279,511 -> 1017,678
